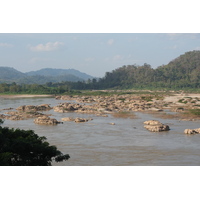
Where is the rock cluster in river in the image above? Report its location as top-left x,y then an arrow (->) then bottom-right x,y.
143,120 -> 170,132
17,104 -> 52,112
54,94 -> 165,115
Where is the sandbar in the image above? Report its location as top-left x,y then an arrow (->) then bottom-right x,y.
0,94 -> 54,98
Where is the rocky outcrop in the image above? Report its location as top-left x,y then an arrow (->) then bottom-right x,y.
184,128 -> 200,135
16,104 -> 52,112
61,117 -> 93,123
4,111 -> 47,120
53,103 -> 81,113
34,116 -> 62,125
144,120 -> 170,132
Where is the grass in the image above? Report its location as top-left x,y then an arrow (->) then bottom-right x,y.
178,99 -> 188,104
188,109 -> 200,116
111,111 -> 136,119
178,108 -> 200,120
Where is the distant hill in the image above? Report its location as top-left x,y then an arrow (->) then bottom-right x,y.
26,68 -> 93,80
95,50 -> 200,89
0,67 -> 26,81
0,67 -> 94,84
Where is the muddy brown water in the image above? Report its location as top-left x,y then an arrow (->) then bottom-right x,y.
1,97 -> 200,166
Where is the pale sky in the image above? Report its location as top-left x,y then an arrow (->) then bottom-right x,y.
0,1 -> 200,78
1,33 -> 200,77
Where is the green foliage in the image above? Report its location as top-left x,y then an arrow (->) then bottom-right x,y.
141,96 -> 153,101
178,99 -> 188,104
188,109 -> 200,116
0,126 -> 70,166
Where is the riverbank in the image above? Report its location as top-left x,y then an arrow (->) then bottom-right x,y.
0,94 -> 54,98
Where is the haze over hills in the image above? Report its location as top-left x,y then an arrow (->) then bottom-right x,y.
0,67 -> 94,84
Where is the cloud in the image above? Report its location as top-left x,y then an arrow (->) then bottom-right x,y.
165,33 -> 200,40
171,44 -> 178,49
30,41 -> 64,52
113,54 -> 124,61
85,57 -> 94,62
0,43 -> 13,47
29,57 -> 54,64
107,39 -> 114,45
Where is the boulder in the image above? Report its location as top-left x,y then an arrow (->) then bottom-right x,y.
143,120 -> 162,125
184,128 -> 200,135
74,118 -> 89,123
144,124 -> 170,132
34,116 -> 61,125
36,104 -> 52,111
0,114 -> 6,119
61,117 -> 75,121
144,120 -> 170,132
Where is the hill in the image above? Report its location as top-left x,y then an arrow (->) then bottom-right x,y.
89,50 -> 200,89
26,68 -> 93,80
0,67 -> 93,84
0,67 -> 26,82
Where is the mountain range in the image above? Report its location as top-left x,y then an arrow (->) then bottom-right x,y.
0,67 -> 94,84
1,50 -> 200,90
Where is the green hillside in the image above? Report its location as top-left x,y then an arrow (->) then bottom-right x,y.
96,50 -> 200,89
0,67 -> 92,84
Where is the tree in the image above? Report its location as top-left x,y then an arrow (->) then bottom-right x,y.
0,123 -> 70,166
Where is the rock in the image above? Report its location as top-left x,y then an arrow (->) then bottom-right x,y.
16,104 -> 52,112
143,120 -> 162,125
37,104 -> 52,111
195,128 -> 200,133
0,114 -> 6,119
74,118 -> 89,123
184,128 -> 200,135
61,117 -> 75,121
144,124 -> 170,132
34,116 -> 61,125
5,110 -> 47,120
6,115 -> 24,120
65,105 -> 76,111
144,120 -> 170,132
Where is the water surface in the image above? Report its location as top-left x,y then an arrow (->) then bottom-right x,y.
1,97 -> 200,166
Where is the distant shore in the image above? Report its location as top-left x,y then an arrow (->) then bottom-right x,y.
0,94 -> 54,98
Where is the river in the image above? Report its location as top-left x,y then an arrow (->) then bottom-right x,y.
1,96 -> 200,166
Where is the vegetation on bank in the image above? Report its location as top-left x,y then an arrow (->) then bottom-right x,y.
0,119 -> 70,166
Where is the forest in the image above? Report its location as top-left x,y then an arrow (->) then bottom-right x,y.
1,50 -> 200,94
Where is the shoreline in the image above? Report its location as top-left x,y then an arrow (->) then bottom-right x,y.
0,94 -> 54,98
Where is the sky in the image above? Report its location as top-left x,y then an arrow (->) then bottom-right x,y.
1,33 -> 200,78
